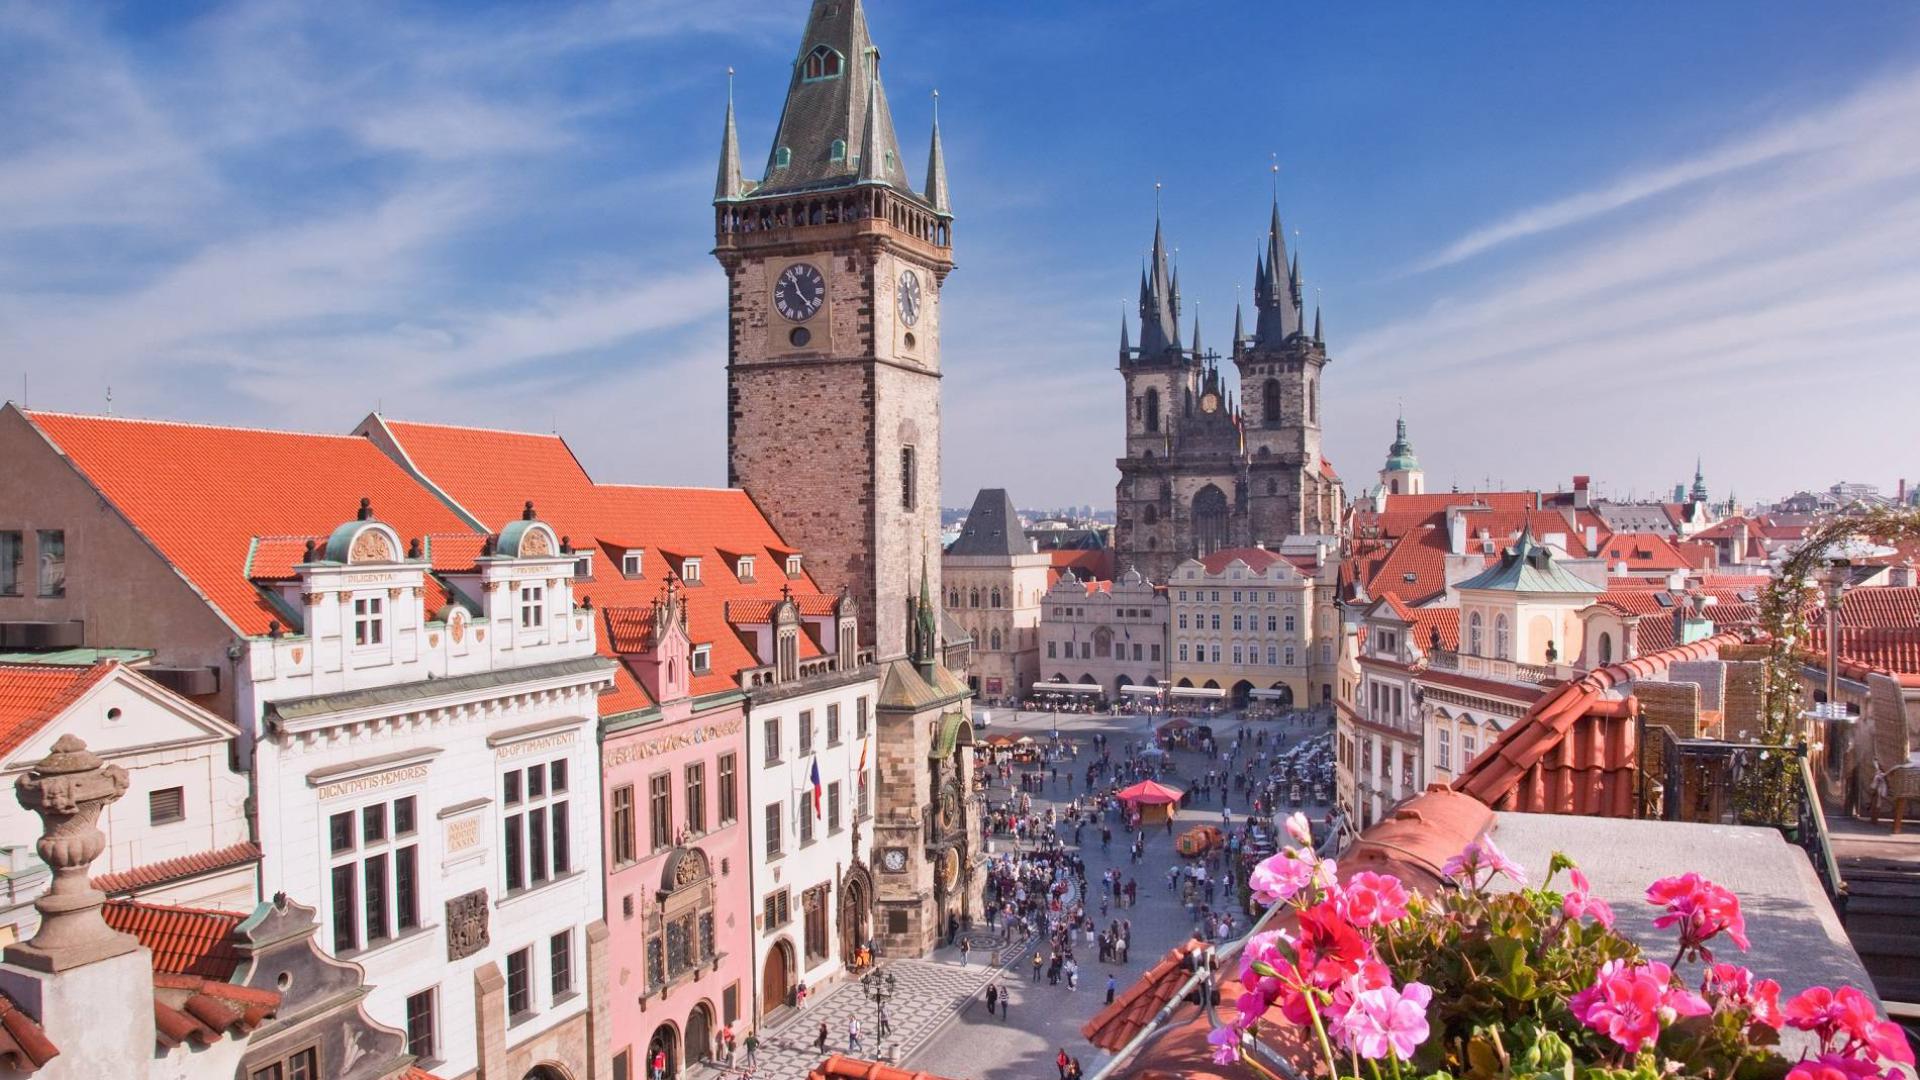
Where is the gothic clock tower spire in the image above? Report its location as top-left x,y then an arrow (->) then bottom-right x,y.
714,0 -> 954,660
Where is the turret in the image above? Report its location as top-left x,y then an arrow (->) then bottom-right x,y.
924,91 -> 949,213
1253,196 -> 1303,345
714,75 -> 746,203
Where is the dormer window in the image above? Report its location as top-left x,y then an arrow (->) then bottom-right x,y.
803,45 -> 843,81
573,551 -> 593,581
829,139 -> 846,164
623,551 -> 644,578
691,644 -> 712,675
681,557 -> 702,585
775,146 -> 792,169
786,554 -> 802,579
736,555 -> 756,582
353,596 -> 385,646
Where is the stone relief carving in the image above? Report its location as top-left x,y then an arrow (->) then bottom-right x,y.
446,888 -> 490,961
349,528 -> 396,564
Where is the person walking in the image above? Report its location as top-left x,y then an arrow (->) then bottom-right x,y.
879,1002 -> 891,1039
960,938 -> 971,966
848,1017 -> 862,1054
1032,950 -> 1044,982
986,982 -> 999,1016
815,1021 -> 829,1056
1056,1047 -> 1072,1080
1105,973 -> 1118,1004
743,1031 -> 760,1074
650,1048 -> 668,1080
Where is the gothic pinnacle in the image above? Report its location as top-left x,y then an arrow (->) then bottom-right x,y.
924,88 -> 949,212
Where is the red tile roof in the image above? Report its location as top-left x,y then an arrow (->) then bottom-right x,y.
806,1055 -> 964,1080
27,412 -> 478,636
377,419 -> 842,700
1195,547 -> 1292,576
0,662 -> 114,760
1082,939 -> 1208,1051
1839,586 -> 1920,629
94,840 -> 262,896
1597,531 -> 1691,572
150,972 -> 279,1049
1454,632 -> 1746,816
0,989 -> 58,1072
102,900 -> 247,979
1812,626 -> 1920,677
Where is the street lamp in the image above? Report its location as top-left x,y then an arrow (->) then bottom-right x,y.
1810,556 -> 1855,810
861,969 -> 897,1059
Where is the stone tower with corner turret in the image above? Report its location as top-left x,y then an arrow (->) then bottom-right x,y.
714,0 -> 952,661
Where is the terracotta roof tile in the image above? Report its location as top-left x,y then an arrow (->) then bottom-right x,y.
1080,939 -> 1208,1051
805,1054 -> 964,1080
150,972 -> 279,1048
27,412 -> 477,635
1812,625 -> 1920,677
1597,531 -> 1691,572
0,661 -> 115,760
102,899 -> 247,979
93,840 -> 262,896
1195,547 -> 1293,576
1453,632 -> 1746,816
1839,586 -> 1920,629
0,988 -> 58,1072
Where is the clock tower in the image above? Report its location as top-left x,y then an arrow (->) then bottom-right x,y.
714,0 -> 954,662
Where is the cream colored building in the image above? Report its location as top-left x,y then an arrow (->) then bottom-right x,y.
1037,568 -> 1169,696
1167,543 -> 1341,709
943,489 -> 1051,700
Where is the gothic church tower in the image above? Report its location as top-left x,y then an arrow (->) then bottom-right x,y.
715,0 -> 953,660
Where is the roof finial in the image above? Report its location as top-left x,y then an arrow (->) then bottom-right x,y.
727,65 -> 734,106
932,86 -> 939,121
1270,153 -> 1280,201
1154,180 -> 1162,221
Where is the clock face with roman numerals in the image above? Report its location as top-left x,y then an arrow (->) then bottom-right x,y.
897,269 -> 922,327
774,262 -> 826,322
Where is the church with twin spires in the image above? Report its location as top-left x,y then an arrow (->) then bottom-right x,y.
1112,201 -> 1346,584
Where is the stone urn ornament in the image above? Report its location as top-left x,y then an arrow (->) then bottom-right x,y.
5,735 -> 140,972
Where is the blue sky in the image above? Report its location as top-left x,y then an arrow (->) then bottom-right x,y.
5,1 -> 1920,510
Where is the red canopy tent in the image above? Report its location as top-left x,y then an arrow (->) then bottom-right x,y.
1116,780 -> 1183,805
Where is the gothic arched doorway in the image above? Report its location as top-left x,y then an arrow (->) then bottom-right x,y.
762,939 -> 794,1016
645,1024 -> 679,1080
685,1001 -> 715,1067
839,863 -> 874,963
1192,485 -> 1229,555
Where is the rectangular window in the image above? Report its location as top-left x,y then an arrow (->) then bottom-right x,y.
797,710 -> 813,750
405,988 -> 437,1063
1210,614 -> 1221,630
901,446 -> 917,510
857,773 -> 870,818
797,793 -> 814,845
649,772 -> 672,851
827,703 -> 841,745
1179,643 -> 1189,662
615,1050 -> 631,1080
1232,646 -> 1243,665
1286,614 -> 1297,633
1177,614 -> 1187,629
1438,729 -> 1452,771
1268,615 -> 1278,632
35,530 -> 64,598
763,889 -> 791,929
1232,614 -> 1242,631
1211,645 -> 1221,663
725,983 -> 740,1025
1232,590 -> 1241,603
828,781 -> 842,833
681,557 -> 702,583
0,531 -> 20,595
764,717 -> 781,764
519,584 -> 545,628
1132,643 -> 1143,661
550,930 -> 574,998
765,803 -> 783,859
1267,646 -> 1277,666
1046,641 -> 1056,658
622,551 -> 643,577
328,794 -> 419,953
691,644 -> 711,674
685,763 -> 707,835
785,554 -> 803,578
1285,646 -> 1296,666
1151,644 -> 1161,661
718,753 -> 738,824
503,759 -> 570,894
736,555 -> 755,581
1463,733 -> 1478,764
856,697 -> 869,738
1080,641 -> 1090,659
353,596 -> 384,646
149,786 -> 185,825
612,785 -> 636,865
506,947 -> 532,1018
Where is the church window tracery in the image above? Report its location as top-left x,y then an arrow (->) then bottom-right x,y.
1144,389 -> 1160,433
776,147 -> 792,168
830,138 -> 847,163
1262,379 -> 1281,428
804,45 -> 844,81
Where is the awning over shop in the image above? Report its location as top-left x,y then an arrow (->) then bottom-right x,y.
1118,685 -> 1164,696
1116,780 -> 1184,805
1168,685 -> 1225,698
1037,682 -> 1102,694
1247,689 -> 1291,700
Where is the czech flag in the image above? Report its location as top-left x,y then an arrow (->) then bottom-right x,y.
856,737 -> 868,775
810,757 -> 823,818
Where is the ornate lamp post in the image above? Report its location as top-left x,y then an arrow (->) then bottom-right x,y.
861,968 -> 897,1059
1810,557 -> 1856,811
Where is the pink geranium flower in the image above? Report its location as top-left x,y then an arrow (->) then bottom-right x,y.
1703,963 -> 1783,1030
1785,1053 -> 1885,1080
1441,836 -> 1528,888
1785,986 -> 1916,1067
1647,872 -> 1749,959
1561,866 -> 1616,928
1284,811 -> 1314,846
1206,1025 -> 1239,1066
1250,850 -> 1319,904
1342,871 -> 1411,928
1575,960 -> 1706,1052
1335,981 -> 1433,1061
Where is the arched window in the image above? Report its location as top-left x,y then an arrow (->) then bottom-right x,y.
1144,388 -> 1160,433
1307,380 -> 1317,424
829,139 -> 847,163
947,589 -> 960,608
1494,614 -> 1511,659
1262,378 -> 1281,428
804,45 -> 844,81
1598,631 -> 1613,665
1192,485 -> 1229,556
775,146 -> 792,169
989,628 -> 1002,651
989,588 -> 1002,608
1468,612 -> 1484,656
968,587 -> 980,608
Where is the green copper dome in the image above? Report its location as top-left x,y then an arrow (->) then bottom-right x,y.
1384,416 -> 1419,472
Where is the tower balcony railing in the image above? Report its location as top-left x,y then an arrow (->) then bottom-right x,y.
716,185 -> 950,249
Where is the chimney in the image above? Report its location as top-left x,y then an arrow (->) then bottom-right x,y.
1448,510 -> 1468,555
1572,475 -> 1591,510
1585,524 -> 1598,552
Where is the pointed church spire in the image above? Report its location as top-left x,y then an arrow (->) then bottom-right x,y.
757,0 -> 906,195
1119,306 -> 1131,359
1190,315 -> 1203,361
1313,305 -> 1323,344
1254,193 -> 1300,346
1231,301 -> 1244,355
1139,186 -> 1179,356
715,68 -> 746,203
923,89 -> 949,212
914,547 -> 938,674
857,75 -> 887,183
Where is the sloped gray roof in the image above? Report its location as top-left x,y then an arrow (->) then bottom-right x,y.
755,0 -> 912,197
948,488 -> 1029,557
1456,534 -> 1601,595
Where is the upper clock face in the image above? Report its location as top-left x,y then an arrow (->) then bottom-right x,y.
897,269 -> 922,327
882,848 -> 907,873
774,263 -> 826,322
1201,391 -> 1221,414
